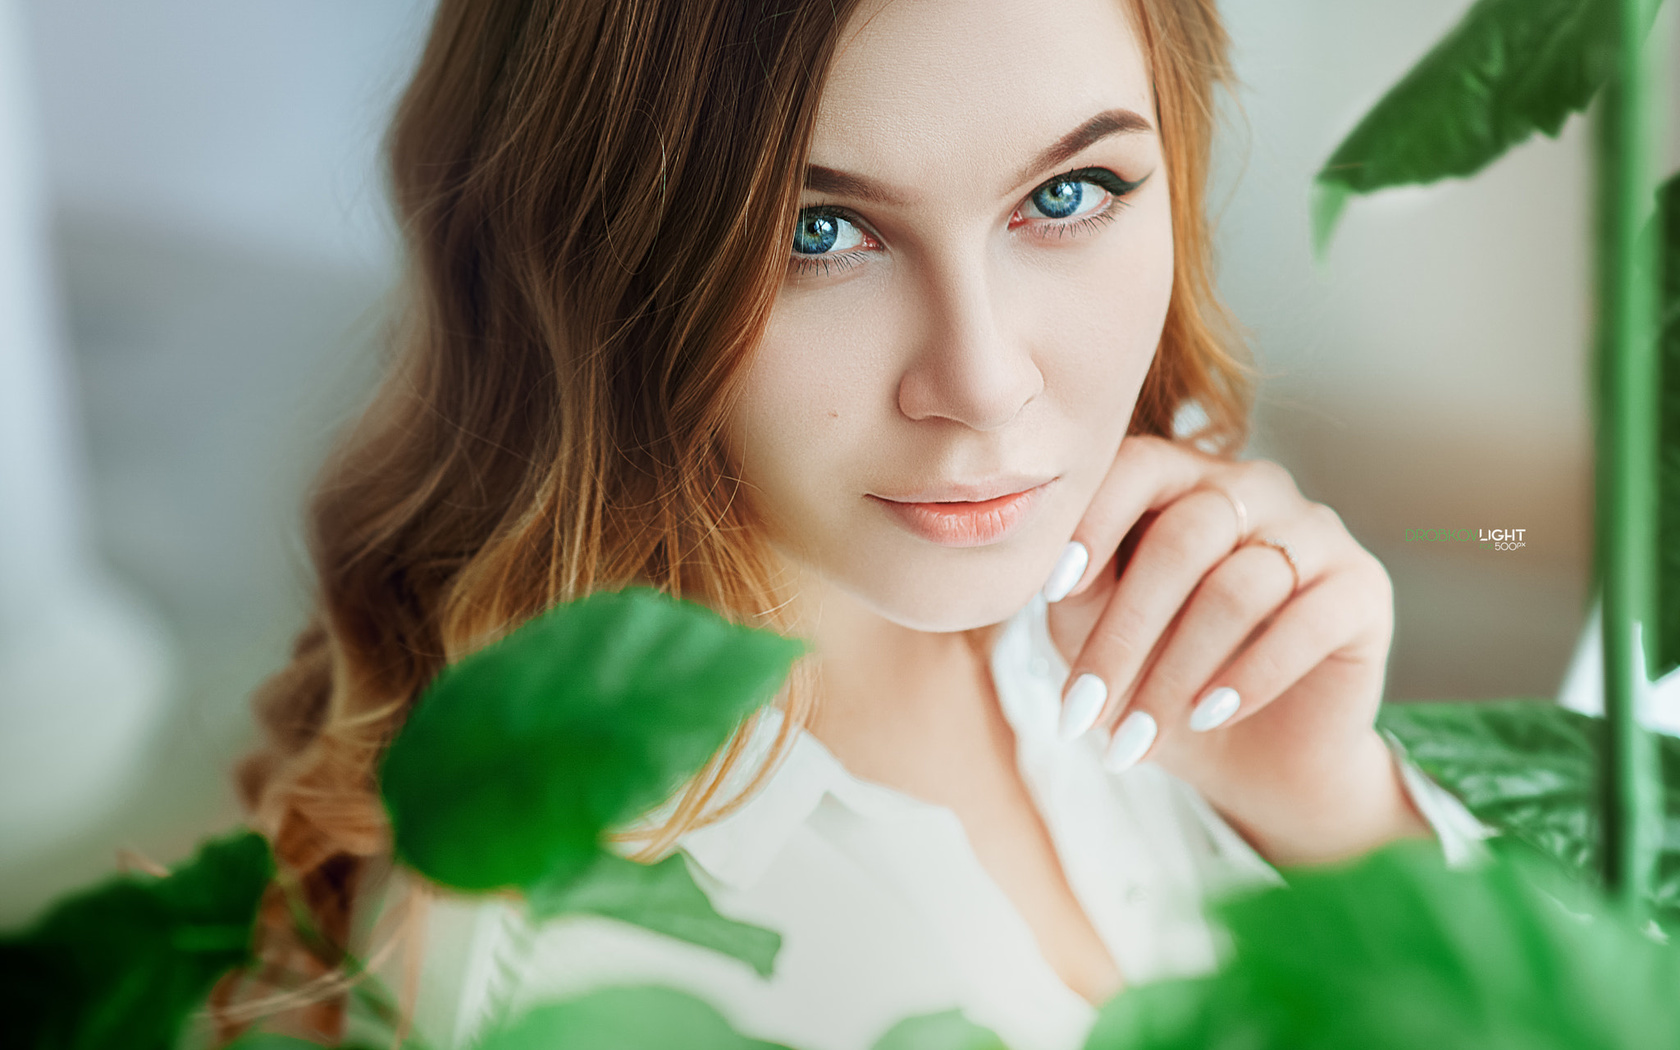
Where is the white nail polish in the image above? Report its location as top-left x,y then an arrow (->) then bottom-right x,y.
1059,673 -> 1107,741
1041,541 -> 1089,603
1103,711 -> 1158,772
1189,686 -> 1241,732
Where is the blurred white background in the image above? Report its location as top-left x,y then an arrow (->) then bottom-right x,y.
2,0 -> 1676,923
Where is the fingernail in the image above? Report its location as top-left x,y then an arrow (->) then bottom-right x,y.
1041,541 -> 1090,603
1059,673 -> 1107,741
1103,711 -> 1158,772
1189,686 -> 1241,732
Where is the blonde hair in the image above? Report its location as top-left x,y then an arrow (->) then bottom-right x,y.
219,0 -> 1250,1039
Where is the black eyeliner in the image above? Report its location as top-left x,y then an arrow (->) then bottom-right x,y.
1044,165 -> 1149,196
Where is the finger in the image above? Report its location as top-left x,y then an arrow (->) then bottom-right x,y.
1114,541 -> 1297,741
1177,553 -> 1391,738
1055,490 -> 1232,743
1047,442 -> 1299,604
1061,493 -> 1337,742
1057,486 -> 1301,738
1044,509 -> 1160,662
1039,436 -> 1208,603
1115,504 -> 1355,729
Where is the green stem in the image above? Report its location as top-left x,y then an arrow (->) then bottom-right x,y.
1595,0 -> 1664,907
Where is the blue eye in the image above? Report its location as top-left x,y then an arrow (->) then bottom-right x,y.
793,207 -> 867,257
1027,178 -> 1097,220
1020,169 -> 1145,223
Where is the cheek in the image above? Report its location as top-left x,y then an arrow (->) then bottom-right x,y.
1038,199 -> 1176,440
722,308 -> 886,546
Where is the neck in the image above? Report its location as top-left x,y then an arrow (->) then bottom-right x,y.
785,564 -> 1006,794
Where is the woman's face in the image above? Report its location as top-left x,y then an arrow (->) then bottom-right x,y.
726,0 -> 1173,632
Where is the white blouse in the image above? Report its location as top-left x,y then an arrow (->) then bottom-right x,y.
389,594 -> 1491,1050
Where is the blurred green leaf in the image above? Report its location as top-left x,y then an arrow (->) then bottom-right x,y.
1082,977 -> 1220,1050
1311,0 -> 1661,254
1086,842 -> 1680,1050
1377,699 -> 1680,926
871,1010 -> 1009,1050
380,585 -> 800,979
1658,172 -> 1680,676
382,587 -> 802,895
476,986 -> 793,1050
0,828 -> 273,1050
529,852 -> 782,977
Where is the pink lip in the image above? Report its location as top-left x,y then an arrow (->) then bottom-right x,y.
869,479 -> 1053,548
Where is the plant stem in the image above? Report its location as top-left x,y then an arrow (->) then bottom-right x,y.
1595,0 -> 1665,908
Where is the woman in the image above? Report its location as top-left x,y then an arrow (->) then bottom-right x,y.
228,0 -> 1485,1046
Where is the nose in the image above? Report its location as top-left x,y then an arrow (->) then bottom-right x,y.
895,260 -> 1044,431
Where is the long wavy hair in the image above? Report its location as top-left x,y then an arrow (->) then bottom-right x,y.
215,0 -> 1250,1039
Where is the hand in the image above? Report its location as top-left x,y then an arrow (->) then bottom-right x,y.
1042,435 -> 1429,865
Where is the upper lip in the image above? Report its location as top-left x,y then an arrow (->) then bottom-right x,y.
869,476 -> 1055,504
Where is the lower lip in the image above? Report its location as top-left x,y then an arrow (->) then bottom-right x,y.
870,483 -> 1050,548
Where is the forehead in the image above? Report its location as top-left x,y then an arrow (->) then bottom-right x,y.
810,0 -> 1153,193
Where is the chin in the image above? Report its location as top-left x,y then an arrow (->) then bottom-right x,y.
836,546 -> 1056,633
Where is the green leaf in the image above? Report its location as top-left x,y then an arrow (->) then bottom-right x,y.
871,1010 -> 1009,1050
1376,699 -> 1680,927
1311,0 -> 1661,255
381,587 -> 803,896
1086,842 -> 1680,1050
379,587 -> 800,979
528,852 -> 782,978
1081,977 -> 1220,1050
1658,172 -> 1680,676
475,986 -> 793,1050
0,828 -> 274,1050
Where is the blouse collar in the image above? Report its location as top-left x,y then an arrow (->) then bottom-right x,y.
675,704 -> 946,890
675,596 -> 1059,891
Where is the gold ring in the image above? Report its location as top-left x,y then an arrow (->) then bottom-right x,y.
1205,487 -> 1248,549
1253,535 -> 1301,595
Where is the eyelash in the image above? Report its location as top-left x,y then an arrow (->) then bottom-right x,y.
788,166 -> 1145,278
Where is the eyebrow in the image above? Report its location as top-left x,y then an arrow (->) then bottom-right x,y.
802,106 -> 1155,207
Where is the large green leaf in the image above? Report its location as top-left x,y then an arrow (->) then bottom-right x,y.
1377,699 -> 1680,925
446,990 -> 1007,1050
1658,172 -> 1680,675
528,852 -> 782,978
475,986 -> 793,1050
1086,842 -> 1680,1050
0,828 -> 274,1050
382,587 -> 802,894
380,587 -> 800,979
1311,0 -> 1661,254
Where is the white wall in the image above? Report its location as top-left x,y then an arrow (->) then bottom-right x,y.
26,0 -> 431,268
2,0 -> 428,919
0,0 -> 173,874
